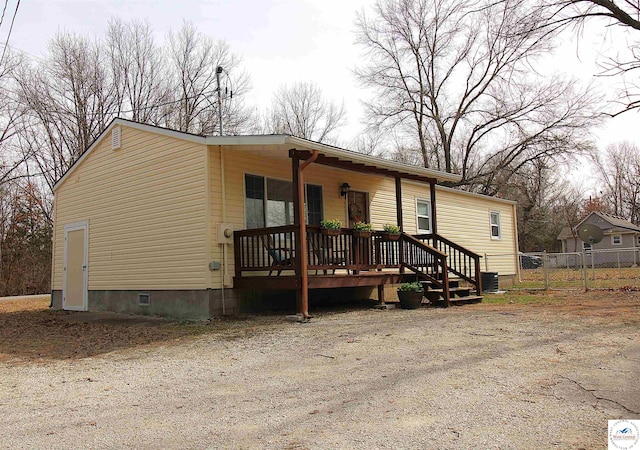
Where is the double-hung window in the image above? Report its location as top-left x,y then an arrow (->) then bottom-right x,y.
416,200 -> 432,233
611,234 -> 622,245
490,211 -> 501,239
244,174 -> 323,228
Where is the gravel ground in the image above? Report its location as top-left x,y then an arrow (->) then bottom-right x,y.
0,295 -> 639,449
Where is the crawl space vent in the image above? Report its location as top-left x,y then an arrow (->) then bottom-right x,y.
138,293 -> 150,306
111,126 -> 122,150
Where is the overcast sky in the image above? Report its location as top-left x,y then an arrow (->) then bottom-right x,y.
3,0 -> 639,187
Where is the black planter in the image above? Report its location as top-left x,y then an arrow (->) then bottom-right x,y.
397,290 -> 424,309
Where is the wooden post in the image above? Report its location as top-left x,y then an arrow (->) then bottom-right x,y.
291,149 -> 318,319
292,155 -> 303,314
395,176 -> 403,231
377,284 -> 385,305
430,180 -> 438,235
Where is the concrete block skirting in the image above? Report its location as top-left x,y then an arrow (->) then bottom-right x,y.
50,289 -> 243,320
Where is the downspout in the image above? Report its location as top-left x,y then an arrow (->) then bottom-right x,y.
298,150 -> 319,319
220,145 -> 227,315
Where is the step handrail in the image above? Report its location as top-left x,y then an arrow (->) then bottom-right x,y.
400,233 -> 451,306
413,233 -> 482,293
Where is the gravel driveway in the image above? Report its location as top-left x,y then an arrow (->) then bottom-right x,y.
1,295 -> 638,449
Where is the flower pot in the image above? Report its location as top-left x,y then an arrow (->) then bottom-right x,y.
381,232 -> 400,241
353,230 -> 372,238
321,228 -> 341,236
397,290 -> 424,309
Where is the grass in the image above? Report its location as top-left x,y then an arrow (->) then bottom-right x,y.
482,291 -> 559,305
516,266 -> 640,290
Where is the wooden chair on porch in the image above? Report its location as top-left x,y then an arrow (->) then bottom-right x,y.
309,234 -> 347,275
260,234 -> 295,276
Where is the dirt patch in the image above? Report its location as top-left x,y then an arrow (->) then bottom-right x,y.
0,298 -> 215,362
1,289 -> 639,363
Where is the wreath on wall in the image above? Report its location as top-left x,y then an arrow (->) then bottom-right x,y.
349,202 -> 364,223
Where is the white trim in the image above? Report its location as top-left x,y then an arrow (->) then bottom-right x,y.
415,198 -> 432,233
490,211 -> 501,240
63,221 -> 89,312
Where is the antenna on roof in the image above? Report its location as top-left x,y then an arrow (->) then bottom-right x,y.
216,66 -> 224,136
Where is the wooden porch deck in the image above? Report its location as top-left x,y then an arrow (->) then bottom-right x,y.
233,226 -> 483,307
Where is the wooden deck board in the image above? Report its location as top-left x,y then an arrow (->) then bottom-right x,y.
233,271 -> 411,290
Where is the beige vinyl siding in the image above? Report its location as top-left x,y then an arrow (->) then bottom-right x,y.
400,182 -> 518,274
210,146 -> 518,281
53,126 -> 208,290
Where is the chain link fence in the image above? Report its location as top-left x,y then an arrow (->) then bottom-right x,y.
484,248 -> 640,290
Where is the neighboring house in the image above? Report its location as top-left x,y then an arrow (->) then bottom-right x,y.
557,211 -> 640,266
51,119 -> 519,320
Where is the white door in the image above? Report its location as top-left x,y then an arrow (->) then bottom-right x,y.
63,222 -> 88,311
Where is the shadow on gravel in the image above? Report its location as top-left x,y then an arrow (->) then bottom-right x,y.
0,300 -> 216,362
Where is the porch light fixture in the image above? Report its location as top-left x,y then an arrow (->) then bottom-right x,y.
340,182 -> 350,197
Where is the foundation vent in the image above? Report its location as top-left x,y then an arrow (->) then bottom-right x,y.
138,293 -> 150,306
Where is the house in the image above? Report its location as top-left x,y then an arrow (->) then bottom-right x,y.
557,211 -> 640,266
51,119 -> 519,320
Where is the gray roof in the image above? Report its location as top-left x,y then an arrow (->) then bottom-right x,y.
557,212 -> 640,241
582,212 -> 640,233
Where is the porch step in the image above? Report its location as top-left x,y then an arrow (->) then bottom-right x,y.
424,286 -> 473,302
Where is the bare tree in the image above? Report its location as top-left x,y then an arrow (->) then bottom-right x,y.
14,32 -> 116,188
264,81 -> 346,143
591,141 -> 640,223
106,18 -> 170,124
0,50 -> 32,186
355,0 -> 600,190
166,22 -> 252,135
513,0 -> 640,112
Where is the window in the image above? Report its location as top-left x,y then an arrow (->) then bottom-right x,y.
306,184 -> 323,226
612,234 -> 622,245
583,241 -> 592,252
490,211 -> 501,239
416,200 -> 431,233
266,178 -> 294,227
244,174 -> 322,228
245,175 -> 265,229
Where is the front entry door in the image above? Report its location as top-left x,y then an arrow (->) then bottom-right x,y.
347,191 -> 369,227
63,222 -> 88,311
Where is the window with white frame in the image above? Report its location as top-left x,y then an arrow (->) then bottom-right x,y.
611,234 -> 622,245
416,200 -> 432,233
490,211 -> 501,239
244,174 -> 323,228
583,241 -> 592,252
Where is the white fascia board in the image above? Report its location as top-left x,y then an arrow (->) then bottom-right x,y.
204,135 -> 289,146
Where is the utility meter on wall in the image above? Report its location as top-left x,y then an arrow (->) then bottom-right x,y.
216,223 -> 234,244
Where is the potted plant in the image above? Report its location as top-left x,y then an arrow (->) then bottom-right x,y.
320,218 -> 342,236
381,223 -> 401,241
397,282 -> 424,309
352,221 -> 373,238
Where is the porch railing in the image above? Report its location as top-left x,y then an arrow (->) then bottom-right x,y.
233,227 -> 455,280
414,233 -> 482,293
234,225 -> 409,275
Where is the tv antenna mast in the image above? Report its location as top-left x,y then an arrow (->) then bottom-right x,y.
216,66 -> 223,136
